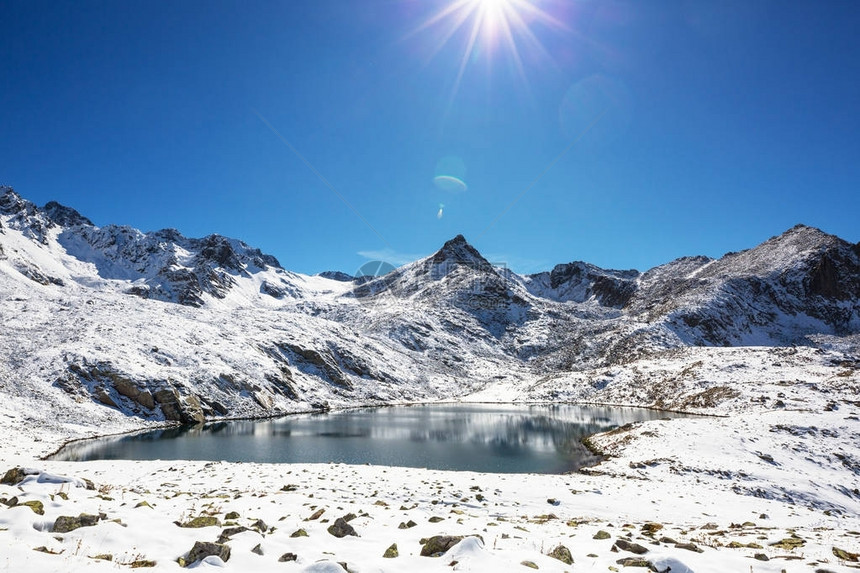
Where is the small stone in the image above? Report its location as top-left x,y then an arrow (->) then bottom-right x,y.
178,516 -> 220,529
674,542 -> 703,553
306,508 -> 325,521
614,539 -> 648,555
89,554 -> 113,561
281,484 -> 298,492
521,560 -> 539,569
833,546 -> 860,562
218,526 -> 251,543
290,528 -> 308,538
128,560 -> 156,568
383,543 -> 399,558
278,552 -> 297,562
186,541 -> 230,564
135,501 -> 153,509
53,514 -> 101,533
641,523 -> 663,534
547,498 -> 560,506
420,535 -> 482,557
594,530 -> 611,540
327,518 -> 358,538
20,500 -> 44,515
753,553 -> 769,561
429,516 -> 445,523
399,520 -> 418,529
616,557 -> 653,568
769,536 -> 805,550
224,511 -> 240,520
251,519 -> 267,533
251,544 -> 264,556
548,544 -> 573,565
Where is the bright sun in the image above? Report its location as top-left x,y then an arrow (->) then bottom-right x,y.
412,0 -> 565,104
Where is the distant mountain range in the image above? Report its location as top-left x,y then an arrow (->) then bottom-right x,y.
1,186 -> 858,424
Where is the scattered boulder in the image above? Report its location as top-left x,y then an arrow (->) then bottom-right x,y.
675,542 -> 703,553
224,511 -> 240,520
251,544 -> 264,556
327,518 -> 358,538
398,520 -> 417,529
306,508 -> 325,520
753,553 -> 769,561
186,541 -> 231,565
53,514 -> 101,533
383,543 -> 398,558
615,539 -> 649,555
279,553 -> 298,562
548,544 -> 573,565
594,530 -> 611,540
1,467 -> 27,485
428,516 -> 445,523
641,523 -> 663,535
290,529 -> 308,538
521,561 -> 539,569
420,536 -> 464,557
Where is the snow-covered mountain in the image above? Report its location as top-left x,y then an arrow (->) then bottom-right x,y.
1,186 -> 858,427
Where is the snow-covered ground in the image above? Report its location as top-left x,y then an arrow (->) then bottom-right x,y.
2,343 -> 859,572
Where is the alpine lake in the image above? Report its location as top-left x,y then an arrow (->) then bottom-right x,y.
51,403 -> 678,474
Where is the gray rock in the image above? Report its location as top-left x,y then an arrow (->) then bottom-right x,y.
1,467 -> 27,486
186,541 -> 231,564
548,544 -> 573,565
53,514 -> 101,533
614,539 -> 649,555
327,518 -> 358,538
419,535 -> 484,557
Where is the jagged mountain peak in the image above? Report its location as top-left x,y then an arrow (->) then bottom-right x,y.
43,201 -> 94,228
430,234 -> 491,269
0,186 -> 32,215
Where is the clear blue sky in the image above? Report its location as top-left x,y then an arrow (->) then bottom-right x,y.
2,0 -> 858,275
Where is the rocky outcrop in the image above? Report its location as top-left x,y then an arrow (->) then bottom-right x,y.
56,362 -> 204,424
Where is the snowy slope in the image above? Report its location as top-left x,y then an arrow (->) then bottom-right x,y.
2,186 -> 860,572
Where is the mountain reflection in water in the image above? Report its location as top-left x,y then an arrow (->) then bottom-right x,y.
52,403 -> 675,474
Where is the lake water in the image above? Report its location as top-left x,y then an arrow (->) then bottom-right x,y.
52,403 -> 672,474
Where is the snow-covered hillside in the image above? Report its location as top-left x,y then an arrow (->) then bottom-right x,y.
1,186 -> 859,429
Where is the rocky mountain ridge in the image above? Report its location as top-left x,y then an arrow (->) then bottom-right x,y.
1,186 -> 858,426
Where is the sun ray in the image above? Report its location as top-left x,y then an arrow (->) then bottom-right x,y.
413,0 -> 563,107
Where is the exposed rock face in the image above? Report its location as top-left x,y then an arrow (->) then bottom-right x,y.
55,362 -> 204,423
318,271 -> 354,282
43,201 -> 93,227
